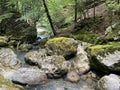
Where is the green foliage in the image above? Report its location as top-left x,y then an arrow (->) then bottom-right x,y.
8,0 -> 43,26
105,0 -> 119,12
0,13 -> 13,23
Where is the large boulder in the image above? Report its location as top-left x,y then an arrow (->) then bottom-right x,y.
0,48 -> 21,69
96,74 -> 120,90
0,75 -> 24,90
24,49 -> 47,65
38,55 -> 68,78
45,37 -> 78,59
71,44 -> 90,74
3,67 -> 48,85
86,42 -> 120,73
25,49 -> 68,78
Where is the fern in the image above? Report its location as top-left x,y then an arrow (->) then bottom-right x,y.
0,13 -> 13,23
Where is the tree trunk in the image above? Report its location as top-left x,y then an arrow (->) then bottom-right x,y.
93,0 -> 96,22
42,0 -> 56,36
74,0 -> 77,23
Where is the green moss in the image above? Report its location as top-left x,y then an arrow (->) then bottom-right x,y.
45,37 -> 77,58
46,37 -> 77,52
95,78 -> 106,90
73,30 -> 102,44
86,42 -> 120,56
0,75 -> 24,90
0,36 -> 8,46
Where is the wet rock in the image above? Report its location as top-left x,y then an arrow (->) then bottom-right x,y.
96,74 -> 120,90
19,44 -> 32,52
24,49 -> 47,65
86,42 -> 120,73
66,71 -> 80,83
38,55 -> 68,78
45,37 -> 78,59
0,75 -> 24,90
5,67 -> 48,85
71,44 -> 90,74
0,48 -> 21,69
0,36 -> 8,47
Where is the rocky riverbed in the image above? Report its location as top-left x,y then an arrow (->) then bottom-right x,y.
0,37 -> 120,90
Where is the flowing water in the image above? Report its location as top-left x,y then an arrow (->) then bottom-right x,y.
26,79 -> 95,90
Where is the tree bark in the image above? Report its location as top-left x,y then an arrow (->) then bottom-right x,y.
74,0 -> 77,23
42,0 -> 56,36
93,0 -> 96,22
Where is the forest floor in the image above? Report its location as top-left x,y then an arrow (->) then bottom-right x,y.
58,3 -> 109,37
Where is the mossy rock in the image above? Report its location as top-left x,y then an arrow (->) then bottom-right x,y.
45,37 -> 78,59
0,48 -> 21,69
87,42 -> 120,56
86,42 -> 120,73
73,30 -> 103,44
0,75 -> 24,90
0,36 -> 8,47
38,55 -> 68,78
19,44 -> 32,52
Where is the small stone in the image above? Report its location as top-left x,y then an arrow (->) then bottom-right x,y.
66,71 -> 80,83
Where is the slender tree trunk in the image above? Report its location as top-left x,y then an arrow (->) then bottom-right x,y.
93,0 -> 96,22
93,0 -> 96,31
74,0 -> 77,23
42,0 -> 56,36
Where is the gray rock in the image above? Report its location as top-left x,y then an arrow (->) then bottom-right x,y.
66,71 -> 80,83
25,50 -> 68,78
4,67 -> 48,85
0,48 -> 21,69
95,50 -> 120,73
96,74 -> 120,90
19,44 -> 32,52
38,55 -> 68,78
71,44 -> 90,74
24,49 -> 47,65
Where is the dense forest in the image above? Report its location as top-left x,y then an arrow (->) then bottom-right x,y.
0,0 -> 120,90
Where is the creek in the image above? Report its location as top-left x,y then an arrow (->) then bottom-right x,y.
15,48 -> 96,90
14,27 -> 97,90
